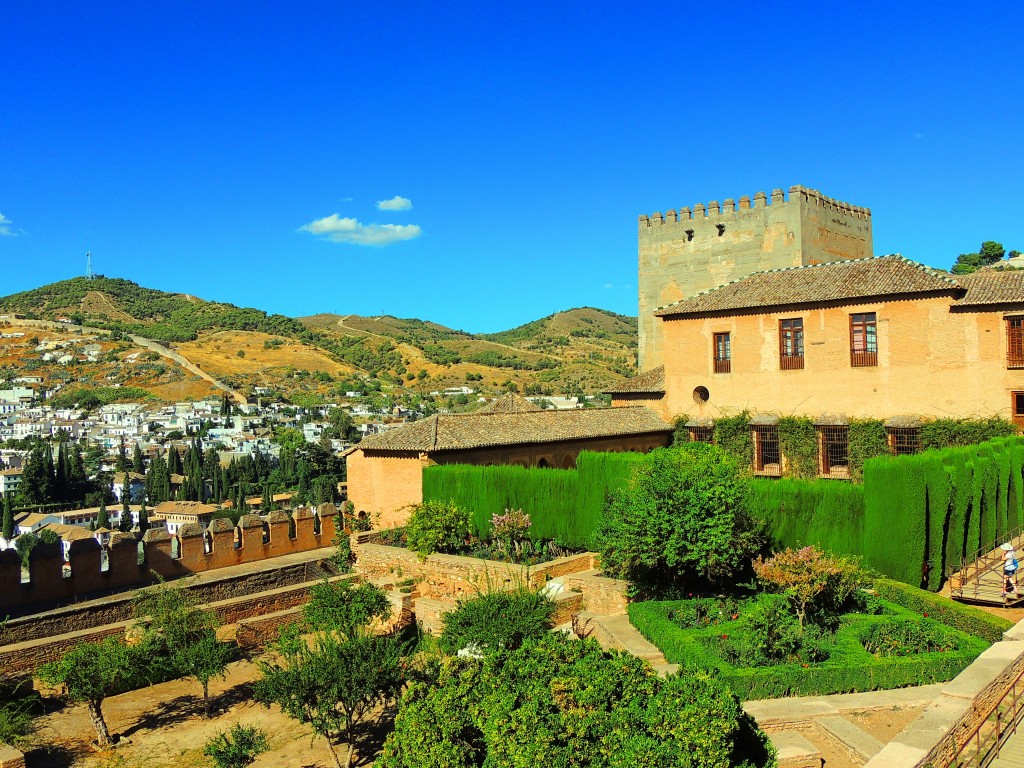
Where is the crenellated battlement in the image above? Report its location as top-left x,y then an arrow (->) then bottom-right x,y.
0,504 -> 339,612
638,185 -> 871,228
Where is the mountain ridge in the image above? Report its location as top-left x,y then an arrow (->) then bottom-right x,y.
0,277 -> 638,400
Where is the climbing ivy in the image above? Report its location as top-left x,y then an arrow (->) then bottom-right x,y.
778,417 -> 816,479
919,418 -> 1016,451
713,412 -> 752,468
848,419 -> 890,482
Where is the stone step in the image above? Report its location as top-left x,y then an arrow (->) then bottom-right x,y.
816,715 -> 884,761
579,611 -> 666,663
769,731 -> 822,768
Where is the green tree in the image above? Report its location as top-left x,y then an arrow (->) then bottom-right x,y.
255,632 -> 405,768
133,580 -> 232,715
1,494 -> 13,541
138,498 -> 149,534
439,586 -> 553,655
951,241 -> 1013,274
378,633 -> 775,768
301,579 -> 391,639
275,427 -> 306,453
599,443 -> 759,592
96,496 -> 110,530
37,636 -> 139,746
132,442 -> 146,474
119,493 -> 134,533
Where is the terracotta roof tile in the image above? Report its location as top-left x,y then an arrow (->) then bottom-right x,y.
355,406 -> 671,453
954,270 -> 1024,306
477,393 -> 542,413
604,366 -> 665,394
654,255 -> 960,317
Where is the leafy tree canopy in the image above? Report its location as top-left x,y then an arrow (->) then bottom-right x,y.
378,633 -> 775,768
599,443 -> 761,592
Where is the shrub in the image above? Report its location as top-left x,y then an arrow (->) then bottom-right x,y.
302,579 -> 391,639
600,443 -> 759,592
439,586 -> 554,655
203,724 -> 269,768
872,578 -> 1013,643
752,546 -> 863,627
405,499 -> 471,558
378,633 -> 776,768
489,508 -> 531,547
860,619 -> 960,657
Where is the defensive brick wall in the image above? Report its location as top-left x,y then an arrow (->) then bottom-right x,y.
0,505 -> 337,612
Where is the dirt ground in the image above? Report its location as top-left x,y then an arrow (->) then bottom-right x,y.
846,704 -> 926,742
26,657 -> 384,768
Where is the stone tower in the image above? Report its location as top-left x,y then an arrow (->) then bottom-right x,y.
637,185 -> 873,370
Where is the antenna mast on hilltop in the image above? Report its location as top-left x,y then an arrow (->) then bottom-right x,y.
86,252 -> 95,280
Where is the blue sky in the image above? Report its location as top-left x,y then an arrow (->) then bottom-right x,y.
2,2 -> 1023,333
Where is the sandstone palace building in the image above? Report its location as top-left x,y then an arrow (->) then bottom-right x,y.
611,184 -> 1024,478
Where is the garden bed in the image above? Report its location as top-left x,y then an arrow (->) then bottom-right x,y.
629,590 -> 993,700
367,526 -> 584,566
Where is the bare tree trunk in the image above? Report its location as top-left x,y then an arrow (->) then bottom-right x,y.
87,700 -> 111,747
202,680 -> 211,718
323,735 -> 344,768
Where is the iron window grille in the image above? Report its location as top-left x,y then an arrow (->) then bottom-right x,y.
817,425 -> 850,478
1007,317 -> 1024,369
1013,392 -> 1024,428
752,425 -> 781,476
887,427 -> 921,456
689,426 -> 714,443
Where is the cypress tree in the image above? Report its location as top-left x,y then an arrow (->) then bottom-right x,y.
119,493 -> 133,533
97,497 -> 110,530
116,437 -> 128,474
132,443 -> 145,474
262,482 -> 273,512
2,494 -> 14,541
138,498 -> 149,534
168,446 -> 182,476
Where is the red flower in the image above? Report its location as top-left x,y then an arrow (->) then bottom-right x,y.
923,613 -> 929,618
731,614 -> 739,620
721,634 -> 729,639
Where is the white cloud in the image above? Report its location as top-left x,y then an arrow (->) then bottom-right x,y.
299,214 -> 422,246
376,195 -> 413,212
0,212 -> 13,236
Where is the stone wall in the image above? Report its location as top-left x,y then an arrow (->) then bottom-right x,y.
1,555 -> 334,643
638,185 -> 872,370
660,293 -> 1024,422
353,538 -> 597,600
0,506 -> 337,613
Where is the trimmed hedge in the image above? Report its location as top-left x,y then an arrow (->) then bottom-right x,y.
873,577 -> 1013,644
629,596 -> 989,700
421,451 -> 642,549
749,479 -> 865,558
752,437 -> 1024,588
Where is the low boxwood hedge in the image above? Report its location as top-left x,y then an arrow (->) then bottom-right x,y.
629,597 -> 989,700
872,578 -> 1012,643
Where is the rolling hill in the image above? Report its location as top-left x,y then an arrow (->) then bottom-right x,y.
0,278 -> 638,401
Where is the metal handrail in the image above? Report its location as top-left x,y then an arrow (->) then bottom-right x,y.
926,659 -> 1024,768
948,526 -> 1024,600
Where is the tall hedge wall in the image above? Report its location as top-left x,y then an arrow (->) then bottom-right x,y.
421,451 -> 642,549
752,437 -> 1024,589
748,479 -> 865,558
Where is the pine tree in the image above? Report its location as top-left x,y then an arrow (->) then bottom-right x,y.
97,497 -> 110,530
132,443 -> 145,474
2,494 -> 14,541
